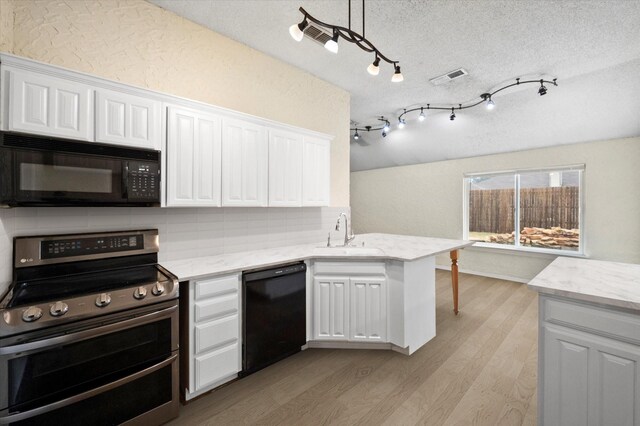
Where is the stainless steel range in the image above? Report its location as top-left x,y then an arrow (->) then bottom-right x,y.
0,229 -> 179,425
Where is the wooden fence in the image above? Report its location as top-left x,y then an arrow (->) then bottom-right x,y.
469,187 -> 579,234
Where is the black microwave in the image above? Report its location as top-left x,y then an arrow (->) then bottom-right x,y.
0,131 -> 160,207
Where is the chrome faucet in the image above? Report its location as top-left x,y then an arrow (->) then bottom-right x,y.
335,212 -> 356,246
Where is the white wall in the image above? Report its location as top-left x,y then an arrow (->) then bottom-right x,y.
351,137 -> 640,282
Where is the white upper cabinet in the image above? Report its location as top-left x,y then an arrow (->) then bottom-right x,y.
302,136 -> 331,207
268,129 -> 303,207
6,68 -> 93,141
95,88 -> 161,150
166,106 -> 222,207
221,118 -> 268,207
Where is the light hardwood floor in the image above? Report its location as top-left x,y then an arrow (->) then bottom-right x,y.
170,271 -> 538,426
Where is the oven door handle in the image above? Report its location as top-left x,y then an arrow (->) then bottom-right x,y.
0,353 -> 177,424
0,304 -> 177,357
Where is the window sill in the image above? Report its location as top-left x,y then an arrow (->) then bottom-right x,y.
469,242 -> 587,258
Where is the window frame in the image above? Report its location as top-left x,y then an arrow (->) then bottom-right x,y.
463,164 -> 586,257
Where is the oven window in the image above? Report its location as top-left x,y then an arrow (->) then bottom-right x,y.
8,318 -> 172,412
12,364 -> 173,426
20,163 -> 113,193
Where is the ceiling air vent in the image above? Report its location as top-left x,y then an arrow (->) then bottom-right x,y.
304,24 -> 333,46
430,68 -> 469,86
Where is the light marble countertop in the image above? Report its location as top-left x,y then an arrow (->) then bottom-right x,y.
160,233 -> 473,281
528,257 -> 640,311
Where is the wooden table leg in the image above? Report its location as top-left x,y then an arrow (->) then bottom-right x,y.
450,250 -> 459,315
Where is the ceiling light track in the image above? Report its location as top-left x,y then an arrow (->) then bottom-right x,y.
290,1 -> 403,82
351,77 -> 558,137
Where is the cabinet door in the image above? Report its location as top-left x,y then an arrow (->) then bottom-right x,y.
268,129 -> 303,207
350,277 -> 387,342
167,106 -> 222,206
314,277 -> 349,340
542,324 -> 640,426
302,136 -> 330,206
95,88 -> 161,150
221,118 -> 268,207
7,68 -> 93,141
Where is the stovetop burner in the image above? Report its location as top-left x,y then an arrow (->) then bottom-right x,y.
7,264 -> 169,308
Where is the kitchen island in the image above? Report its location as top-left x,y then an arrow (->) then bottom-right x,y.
161,233 -> 473,400
528,257 -> 640,426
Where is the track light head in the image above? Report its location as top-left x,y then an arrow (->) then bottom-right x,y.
353,130 -> 359,140
289,17 -> 308,42
381,130 -> 387,138
383,120 -> 390,132
486,98 -> 495,110
324,30 -> 339,54
398,118 -> 406,129
367,56 -> 381,76
391,64 -> 404,83
538,80 -> 547,96
450,108 -> 456,121
418,107 -> 426,121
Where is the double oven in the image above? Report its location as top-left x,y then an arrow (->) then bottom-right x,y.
0,230 -> 179,425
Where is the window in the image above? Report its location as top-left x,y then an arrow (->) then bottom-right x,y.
464,165 -> 584,254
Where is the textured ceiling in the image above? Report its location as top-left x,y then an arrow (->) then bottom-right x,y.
149,0 -> 640,170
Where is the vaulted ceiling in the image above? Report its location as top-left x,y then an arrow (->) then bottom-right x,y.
150,0 -> 640,171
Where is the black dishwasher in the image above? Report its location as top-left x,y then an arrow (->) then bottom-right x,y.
242,262 -> 307,376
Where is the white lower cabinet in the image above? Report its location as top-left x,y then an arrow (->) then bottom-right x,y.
313,276 -> 350,340
539,295 -> 640,426
186,273 -> 241,400
313,263 -> 387,344
350,277 -> 387,342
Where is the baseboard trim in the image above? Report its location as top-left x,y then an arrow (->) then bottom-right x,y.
306,340 -> 410,353
436,264 -> 530,284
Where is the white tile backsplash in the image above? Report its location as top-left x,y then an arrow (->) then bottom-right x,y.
0,206 -> 350,295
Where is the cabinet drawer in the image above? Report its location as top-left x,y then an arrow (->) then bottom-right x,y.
194,342 -> 239,390
195,293 -> 238,323
542,295 -> 640,344
314,261 -> 385,276
194,274 -> 239,300
195,314 -> 239,354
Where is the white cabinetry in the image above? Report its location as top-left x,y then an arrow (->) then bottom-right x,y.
5,67 -> 93,141
268,129 -> 303,207
95,88 -> 161,150
302,136 -> 330,207
313,276 -> 350,340
350,277 -> 387,342
221,118 -> 268,207
166,106 -> 222,207
186,273 -> 241,400
313,262 -> 387,343
539,295 -> 640,426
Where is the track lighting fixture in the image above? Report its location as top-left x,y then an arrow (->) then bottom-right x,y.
353,129 -> 359,140
381,130 -> 387,138
350,77 -> 558,137
391,64 -> 404,83
290,1 -> 403,82
538,80 -> 548,96
289,17 -> 308,42
367,56 -> 381,76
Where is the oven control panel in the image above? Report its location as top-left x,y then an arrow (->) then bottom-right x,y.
42,234 -> 144,259
127,161 -> 159,200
